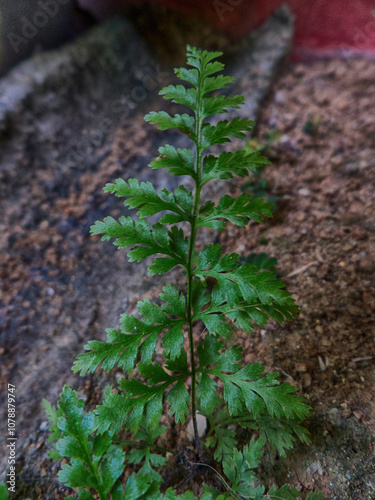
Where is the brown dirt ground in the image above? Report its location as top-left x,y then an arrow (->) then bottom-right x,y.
219,57 -> 375,499
1,56 -> 375,499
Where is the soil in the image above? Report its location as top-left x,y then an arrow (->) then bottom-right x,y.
1,53 -> 375,499
222,57 -> 375,499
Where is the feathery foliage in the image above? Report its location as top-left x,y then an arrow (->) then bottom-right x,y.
45,46 -> 321,500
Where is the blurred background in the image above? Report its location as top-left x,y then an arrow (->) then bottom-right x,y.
1,0 -> 375,76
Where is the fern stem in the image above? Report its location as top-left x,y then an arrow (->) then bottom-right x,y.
187,257 -> 200,456
83,447 -> 106,500
186,188 -> 201,456
185,64 -> 205,457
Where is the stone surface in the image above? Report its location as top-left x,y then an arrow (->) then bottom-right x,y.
226,5 -> 294,123
0,16 -> 158,137
0,0 -> 90,76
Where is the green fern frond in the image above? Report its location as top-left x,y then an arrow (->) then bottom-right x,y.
45,45 -> 319,500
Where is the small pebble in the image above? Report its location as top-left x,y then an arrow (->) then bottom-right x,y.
298,188 -> 310,197
306,461 -> 323,476
187,414 -> 207,442
39,421 -> 50,432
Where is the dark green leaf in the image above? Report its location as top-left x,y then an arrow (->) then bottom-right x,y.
201,117 -> 254,150
194,243 -> 232,271
267,484 -> 305,500
206,426 -> 237,463
256,417 -> 310,458
222,437 -> 265,497
168,226 -> 189,262
127,442 -> 166,483
149,145 -> 196,179
55,436 -> 87,462
202,74 -> 235,95
306,492 -> 323,500
186,45 -> 224,74
167,380 -> 190,424
212,294 -> 299,334
122,473 -> 155,500
91,217 -> 185,273
95,387 -> 135,435
165,349 -> 189,374
149,257 -> 180,275
57,386 -> 95,443
97,378 -> 166,434
114,380 -> 165,434
43,399 -> 63,443
58,459 -> 97,489
174,65 -> 198,87
138,362 -> 173,385
197,372 -> 219,415
162,321 -> 185,360
197,335 -> 223,368
144,111 -> 195,139
202,149 -> 271,185
214,346 -> 243,373
196,258 -> 299,313
0,484 -> 8,500
197,193 -> 273,230
216,364 -> 310,420
73,294 -> 187,375
202,94 -> 244,117
100,447 -> 126,496
76,491 -> 96,500
92,432 -> 112,459
200,313 -> 232,338
191,279 -> 211,315
103,178 -> 192,222
159,84 -> 197,110
160,284 -> 186,318
239,252 -> 278,272
73,328 -> 143,375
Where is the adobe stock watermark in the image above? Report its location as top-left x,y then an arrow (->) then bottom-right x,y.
339,16 -> 375,61
213,0 -> 244,22
351,19 -> 375,51
7,0 -> 71,54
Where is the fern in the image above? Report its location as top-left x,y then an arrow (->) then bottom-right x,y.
45,46 -> 321,500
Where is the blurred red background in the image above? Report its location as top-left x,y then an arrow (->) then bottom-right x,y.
78,0 -> 375,58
